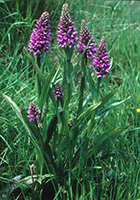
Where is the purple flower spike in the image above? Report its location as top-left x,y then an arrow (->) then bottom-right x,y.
28,102 -> 41,122
29,12 -> 51,56
93,37 -> 110,78
77,19 -> 96,58
57,4 -> 78,48
53,83 -> 63,98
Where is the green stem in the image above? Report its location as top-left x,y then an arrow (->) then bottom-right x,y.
37,56 -> 41,102
74,56 -> 86,143
64,59 -> 71,106
77,56 -> 86,116
62,49 -> 74,184
69,139 -> 73,200
62,53 -> 71,135
77,77 -> 85,115
97,77 -> 101,102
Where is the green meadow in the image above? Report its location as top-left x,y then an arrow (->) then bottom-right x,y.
0,0 -> 140,199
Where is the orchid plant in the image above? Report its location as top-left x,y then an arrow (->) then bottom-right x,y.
1,3 -> 130,199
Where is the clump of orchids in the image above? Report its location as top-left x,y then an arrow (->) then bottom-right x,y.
1,3 -> 130,199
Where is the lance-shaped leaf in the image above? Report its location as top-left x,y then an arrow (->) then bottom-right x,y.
1,93 -> 51,176
57,136 -> 69,159
1,93 -> 36,144
71,101 -> 102,142
46,114 -> 58,143
86,126 -> 129,161
98,89 -> 118,108
24,47 -> 45,82
96,96 -> 131,119
88,96 -> 131,138
77,101 -> 102,124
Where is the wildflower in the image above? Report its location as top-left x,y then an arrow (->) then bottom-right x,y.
136,108 -> 140,113
53,83 -> 63,98
28,102 -> 41,122
77,19 -> 96,58
57,4 -> 78,48
29,12 -> 51,56
93,37 -> 110,78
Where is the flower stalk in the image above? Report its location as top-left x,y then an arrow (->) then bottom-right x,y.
77,20 -> 96,115
57,4 -> 77,135
37,56 -> 42,100
77,57 -> 86,115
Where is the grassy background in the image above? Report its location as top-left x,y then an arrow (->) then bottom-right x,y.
0,0 -> 140,199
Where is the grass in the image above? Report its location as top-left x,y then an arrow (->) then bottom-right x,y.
0,0 -> 140,199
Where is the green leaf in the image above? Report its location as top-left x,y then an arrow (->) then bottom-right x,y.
86,126 -> 129,160
23,47 -> 45,83
57,136 -> 69,161
83,92 -> 92,108
1,93 -> 46,175
1,93 -> 33,139
49,90 -> 62,135
20,174 -> 54,185
46,114 -> 58,143
71,101 -> 102,143
38,65 -> 56,109
97,96 -> 131,118
89,111 -> 109,140
62,108 -> 69,132
73,166 -> 102,174
1,93 -> 43,146
43,144 -> 55,167
86,109 -> 96,138
71,144 -> 83,169
99,89 -> 118,108
0,135 -> 13,152
77,101 -> 102,122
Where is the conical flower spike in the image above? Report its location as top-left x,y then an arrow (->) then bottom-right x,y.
29,12 -> 51,56
77,19 -> 96,58
93,37 -> 110,78
57,4 -> 78,48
